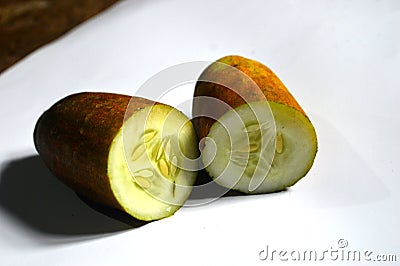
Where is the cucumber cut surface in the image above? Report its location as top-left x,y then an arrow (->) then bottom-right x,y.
108,104 -> 198,221
202,101 -> 317,194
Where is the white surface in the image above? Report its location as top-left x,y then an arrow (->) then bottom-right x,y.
0,0 -> 399,265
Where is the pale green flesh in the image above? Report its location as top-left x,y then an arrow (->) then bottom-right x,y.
108,105 -> 198,221
202,101 -> 317,194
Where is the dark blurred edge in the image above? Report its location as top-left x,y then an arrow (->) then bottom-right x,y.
0,0 -> 119,74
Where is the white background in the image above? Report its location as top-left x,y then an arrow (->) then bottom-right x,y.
0,0 -> 399,265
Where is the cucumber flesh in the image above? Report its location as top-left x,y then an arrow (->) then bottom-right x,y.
202,101 -> 317,194
108,105 -> 198,221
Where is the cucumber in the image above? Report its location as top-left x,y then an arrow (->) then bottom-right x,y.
193,55 -> 318,193
34,92 -> 198,221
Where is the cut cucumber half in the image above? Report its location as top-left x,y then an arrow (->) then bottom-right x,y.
34,92 -> 199,222
202,101 -> 317,194
109,104 -> 198,221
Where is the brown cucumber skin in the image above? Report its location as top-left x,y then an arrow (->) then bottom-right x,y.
193,55 -> 308,141
34,92 -> 154,211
